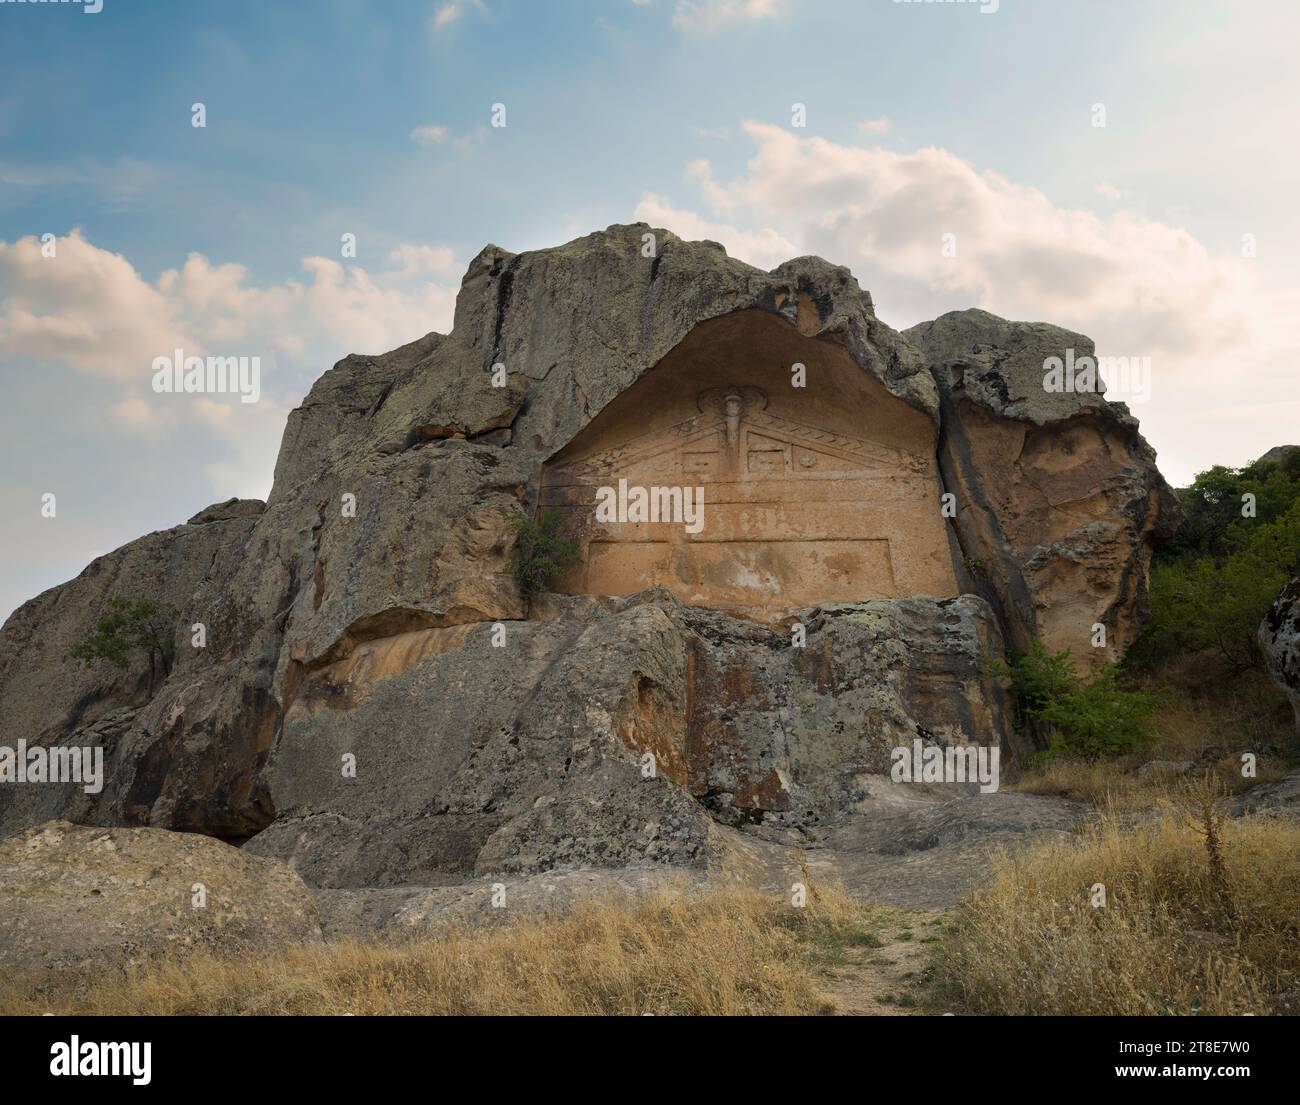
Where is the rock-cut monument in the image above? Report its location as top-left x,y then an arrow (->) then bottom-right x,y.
541,309 -> 959,617
0,224 -> 1181,893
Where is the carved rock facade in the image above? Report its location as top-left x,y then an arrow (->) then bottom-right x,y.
541,310 -> 958,618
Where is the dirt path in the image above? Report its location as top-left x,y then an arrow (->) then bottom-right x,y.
825,909 -> 944,1016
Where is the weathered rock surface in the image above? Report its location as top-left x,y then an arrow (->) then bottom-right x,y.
906,309 -> 1179,663
243,588 -> 1013,887
1261,576 -> 1300,737
266,226 -> 937,680
812,792 -> 1090,909
0,820 -> 321,971
1231,771 -> 1300,818
1256,444 -> 1299,467
0,225 -> 1177,895
0,502 -> 262,752
536,306 -> 958,617
0,502 -> 280,841
314,791 -> 1094,928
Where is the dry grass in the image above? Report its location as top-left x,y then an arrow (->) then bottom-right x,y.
0,882 -> 880,1017
937,791 -> 1300,1016
1009,668 -> 1296,810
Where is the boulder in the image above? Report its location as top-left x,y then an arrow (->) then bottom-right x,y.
0,502 -> 279,840
0,821 -> 321,971
1231,771 -> 1300,818
1136,759 -> 1197,779
1255,445 -> 1298,467
1260,576 -> 1300,737
0,503 -> 262,752
186,497 -> 266,525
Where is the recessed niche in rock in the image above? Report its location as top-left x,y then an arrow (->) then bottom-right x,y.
540,310 -> 960,617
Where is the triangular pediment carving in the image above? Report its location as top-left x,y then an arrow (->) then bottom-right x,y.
548,385 -> 929,484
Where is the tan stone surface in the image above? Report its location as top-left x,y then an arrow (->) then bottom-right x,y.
906,308 -> 1179,665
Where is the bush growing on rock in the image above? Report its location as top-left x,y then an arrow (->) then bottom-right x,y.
991,641 -> 1159,760
507,507 -> 581,600
69,597 -> 180,692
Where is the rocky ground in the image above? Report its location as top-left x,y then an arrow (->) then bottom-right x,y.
0,820 -> 321,972
306,766 -> 1298,937
9,769 -> 1296,974
306,784 -> 1091,936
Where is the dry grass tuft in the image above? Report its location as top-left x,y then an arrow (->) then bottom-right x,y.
937,802 -> 1300,1016
0,882 -> 878,1017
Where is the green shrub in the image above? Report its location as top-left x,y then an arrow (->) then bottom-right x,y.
507,507 -> 581,600
1162,451 -> 1300,561
1134,541 -> 1295,672
990,640 -> 1160,760
1133,467 -> 1300,672
70,597 -> 179,691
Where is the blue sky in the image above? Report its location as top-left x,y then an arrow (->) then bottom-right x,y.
2,0 -> 1299,621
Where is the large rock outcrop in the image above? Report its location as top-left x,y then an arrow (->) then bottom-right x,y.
1257,445 -> 1299,467
0,225 -> 1177,890
0,499 -> 280,841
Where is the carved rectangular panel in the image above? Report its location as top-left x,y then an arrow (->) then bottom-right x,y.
540,382 -> 958,616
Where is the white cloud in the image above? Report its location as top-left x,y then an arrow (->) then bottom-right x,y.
432,3 -> 462,31
858,116 -> 891,135
387,243 -> 460,277
429,1 -> 482,33
672,0 -> 784,33
299,256 -> 456,357
409,123 -> 450,146
111,396 -> 175,432
0,231 -> 461,478
636,121 -> 1300,483
0,230 -> 194,379
0,231 -> 459,380
156,252 -> 300,348
657,121 -> 1268,359
410,124 -> 487,156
